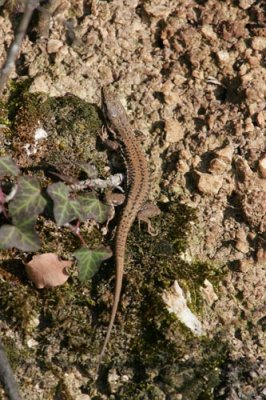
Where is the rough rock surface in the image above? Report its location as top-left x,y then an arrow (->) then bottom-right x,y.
0,0 -> 265,398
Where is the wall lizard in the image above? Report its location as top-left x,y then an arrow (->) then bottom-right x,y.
97,87 -> 150,371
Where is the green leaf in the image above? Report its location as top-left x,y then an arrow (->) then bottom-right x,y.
47,182 -> 82,226
9,176 -> 46,221
0,218 -> 40,251
74,247 -> 112,281
0,157 -> 20,177
77,193 -> 110,223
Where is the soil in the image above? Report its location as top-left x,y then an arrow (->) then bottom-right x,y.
0,1 -> 265,399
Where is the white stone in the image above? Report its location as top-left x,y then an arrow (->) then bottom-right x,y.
217,50 -> 230,63
35,127 -> 48,141
27,338 -> 39,348
162,280 -> 205,336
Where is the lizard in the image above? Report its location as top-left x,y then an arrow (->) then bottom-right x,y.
96,86 -> 151,372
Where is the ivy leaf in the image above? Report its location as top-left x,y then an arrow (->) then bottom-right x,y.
74,247 -> 112,282
77,193 -> 110,223
47,182 -> 82,226
0,218 -> 41,251
0,156 -> 20,177
9,176 -> 46,221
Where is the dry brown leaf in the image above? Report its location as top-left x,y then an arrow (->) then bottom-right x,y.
25,253 -> 71,289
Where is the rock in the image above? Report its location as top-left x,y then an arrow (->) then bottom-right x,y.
235,239 -> 249,254
144,3 -> 171,19
217,50 -> 230,63
237,259 -> 254,273
209,158 -> 228,175
215,144 -> 234,163
256,111 -> 265,128
47,39 -> 63,54
252,37 -> 266,51
200,279 -> 218,306
162,280 -> 205,336
244,117 -> 255,133
256,247 -> 266,263
195,171 -> 223,195
202,25 -> 217,41
162,83 -> 180,105
177,159 -> 190,174
173,74 -> 187,85
29,74 -> 52,94
258,157 -> 266,178
209,144 -> 234,174
164,119 -> 184,143
239,0 -> 255,9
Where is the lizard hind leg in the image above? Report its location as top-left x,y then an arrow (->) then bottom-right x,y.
137,203 -> 161,236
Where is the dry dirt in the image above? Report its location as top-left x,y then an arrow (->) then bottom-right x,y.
0,1 -> 265,399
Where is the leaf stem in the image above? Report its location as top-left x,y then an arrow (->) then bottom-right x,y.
66,221 -> 87,247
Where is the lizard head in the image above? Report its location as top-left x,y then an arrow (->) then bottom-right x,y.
102,86 -> 127,124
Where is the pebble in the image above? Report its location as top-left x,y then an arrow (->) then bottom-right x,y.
258,157 -> 266,178
200,279 -> 218,306
202,25 -> 217,41
217,50 -> 230,63
237,259 -> 253,273
209,158 -> 228,175
239,0 -> 255,9
256,247 -> 266,262
235,239 -> 249,254
164,119 -> 185,143
215,144 -> 234,163
256,111 -> 265,128
235,228 -> 249,254
209,145 -> 234,175
195,171 -> 223,195
47,39 -> 63,54
252,37 -> 266,51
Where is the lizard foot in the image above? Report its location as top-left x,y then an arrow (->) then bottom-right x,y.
102,190 -> 125,236
100,126 -> 120,150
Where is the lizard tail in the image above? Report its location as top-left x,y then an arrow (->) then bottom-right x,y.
95,255 -> 124,375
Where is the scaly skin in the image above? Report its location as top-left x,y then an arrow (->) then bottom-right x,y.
97,87 -> 149,370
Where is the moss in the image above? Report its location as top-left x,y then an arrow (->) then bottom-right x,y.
41,94 -> 105,172
93,202 -> 226,398
0,86 -> 108,395
36,279 -> 95,371
6,79 -> 33,126
37,217 -> 103,261
0,273 -> 40,335
54,380 -> 75,400
1,337 -> 31,370
0,85 -> 227,398
2,82 -> 106,174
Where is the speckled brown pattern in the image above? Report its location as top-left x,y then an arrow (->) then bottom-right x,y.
98,87 -> 149,368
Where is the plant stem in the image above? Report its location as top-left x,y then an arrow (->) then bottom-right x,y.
0,338 -> 21,400
0,0 -> 39,96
